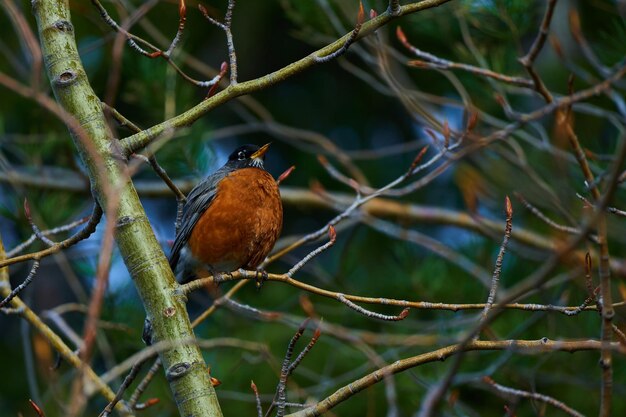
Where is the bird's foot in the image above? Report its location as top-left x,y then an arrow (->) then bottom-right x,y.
212,270 -> 234,284
254,269 -> 269,290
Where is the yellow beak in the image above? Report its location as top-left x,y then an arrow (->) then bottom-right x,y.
251,143 -> 271,159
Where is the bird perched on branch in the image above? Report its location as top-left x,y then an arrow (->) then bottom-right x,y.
169,143 -> 283,283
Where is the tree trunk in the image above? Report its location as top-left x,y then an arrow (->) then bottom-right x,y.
32,1 -> 223,415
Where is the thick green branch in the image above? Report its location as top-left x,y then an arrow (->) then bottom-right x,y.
32,1 -> 222,416
119,0 -> 454,154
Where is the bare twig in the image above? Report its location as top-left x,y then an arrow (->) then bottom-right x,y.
518,0 -> 558,102
397,27 -> 532,88
314,2 -> 364,63
0,234 -> 124,411
286,226 -> 336,277
29,399 -> 46,417
274,323 -> 307,417
91,0 -> 225,88
286,338 -> 620,417
199,1 -> 238,84
276,166 -> 296,186
249,380 -> 263,417
337,294 -> 410,321
182,269 -> 624,314
0,260 -> 39,309
127,358 -> 162,410
165,0 -> 187,56
7,215 -> 90,258
23,198 -> 55,246
479,196 -> 513,325
99,360 -> 146,417
483,376 -> 585,417
515,192 -> 597,241
577,193 -> 626,218
0,203 -> 103,269
2,0 -> 43,92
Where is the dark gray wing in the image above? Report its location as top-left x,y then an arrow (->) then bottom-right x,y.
168,166 -> 231,271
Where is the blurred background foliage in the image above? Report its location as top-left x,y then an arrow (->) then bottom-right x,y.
1,0 -> 626,416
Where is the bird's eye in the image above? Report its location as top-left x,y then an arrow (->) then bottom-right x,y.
237,151 -> 246,160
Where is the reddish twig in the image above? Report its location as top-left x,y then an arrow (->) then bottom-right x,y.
206,61 -> 229,98
276,166 -> 296,186
91,0 -> 225,89
165,0 -> 187,56
397,27 -> 532,88
29,399 -> 46,417
251,380 -> 263,417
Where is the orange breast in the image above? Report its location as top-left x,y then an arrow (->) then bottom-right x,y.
187,167 -> 283,271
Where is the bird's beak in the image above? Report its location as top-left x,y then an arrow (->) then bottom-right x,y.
251,143 -> 271,159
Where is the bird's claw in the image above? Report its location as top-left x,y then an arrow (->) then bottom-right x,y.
255,269 -> 269,290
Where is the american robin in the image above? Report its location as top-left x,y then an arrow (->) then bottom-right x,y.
169,143 -> 283,283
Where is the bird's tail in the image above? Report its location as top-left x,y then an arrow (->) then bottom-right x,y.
168,245 -> 197,283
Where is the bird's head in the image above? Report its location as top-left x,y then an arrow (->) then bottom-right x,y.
226,143 -> 271,169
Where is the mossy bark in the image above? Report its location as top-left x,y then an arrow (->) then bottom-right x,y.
32,1 -> 222,415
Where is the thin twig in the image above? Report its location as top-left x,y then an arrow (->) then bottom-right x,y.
23,199 -> 55,246
515,192 -> 597,242
518,0 -> 558,102
99,360 -> 146,417
29,399 -> 46,417
314,2 -> 364,63
397,27 -> 532,88
337,294 -> 409,321
576,193 -> 626,218
274,323 -> 307,417
0,260 -> 39,309
251,380 -> 263,417
91,0 -> 224,88
165,0 -> 187,56
7,215 -> 90,258
479,196 -> 513,324
90,0 -> 158,56
103,103 -> 186,202
483,376 -> 585,417
181,270 -> 624,315
286,226 -> 336,277
127,358 -> 162,410
286,327 -> 321,376
199,1 -> 238,84
286,338 -> 621,417
0,203 -> 103,269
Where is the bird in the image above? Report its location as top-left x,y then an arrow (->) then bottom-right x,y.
169,143 -> 283,283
